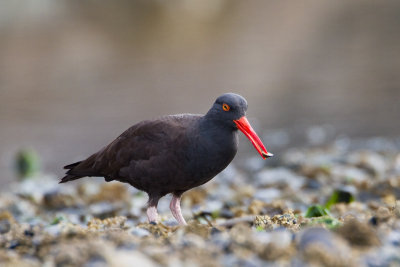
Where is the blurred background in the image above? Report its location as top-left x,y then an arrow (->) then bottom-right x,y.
1,0 -> 399,185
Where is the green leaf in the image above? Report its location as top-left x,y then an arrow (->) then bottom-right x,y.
305,205 -> 329,218
51,216 -> 64,225
256,225 -> 265,232
325,189 -> 354,209
211,210 -> 220,219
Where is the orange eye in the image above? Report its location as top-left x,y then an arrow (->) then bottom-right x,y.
222,103 -> 230,111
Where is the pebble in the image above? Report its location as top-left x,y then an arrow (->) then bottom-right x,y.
297,227 -> 336,250
89,202 -> 121,218
254,188 -> 282,203
337,218 -> 380,246
386,230 -> 400,247
129,227 -> 151,237
348,151 -> 387,177
254,228 -> 293,249
255,168 -> 306,190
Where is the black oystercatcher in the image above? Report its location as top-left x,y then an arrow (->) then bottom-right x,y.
60,93 -> 272,225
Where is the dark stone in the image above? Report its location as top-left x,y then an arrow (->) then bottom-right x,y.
8,240 -> 19,249
211,227 -> 222,235
219,209 -> 234,219
305,179 -> 321,190
24,229 -> 35,237
369,216 -> 378,226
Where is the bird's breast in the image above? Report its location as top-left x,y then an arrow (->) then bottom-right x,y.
183,129 -> 238,185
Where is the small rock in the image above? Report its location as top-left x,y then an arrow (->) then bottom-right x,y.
331,166 -> 369,184
255,228 -> 293,248
254,188 -> 281,203
337,218 -> 380,246
375,206 -> 392,221
129,227 -> 150,237
43,190 -> 76,209
394,153 -> 400,174
210,232 -> 231,255
87,182 -> 130,204
254,215 -> 272,230
105,250 -> 157,267
255,168 -> 306,190
348,151 -> 386,177
0,219 -> 11,234
297,227 -> 336,250
24,228 -> 35,237
386,230 -> 400,247
89,202 -> 121,219
248,200 -> 266,215
87,216 -> 126,231
297,227 -> 352,266
271,211 -> 299,231
8,240 -> 20,249
184,221 -> 211,238
44,224 -> 63,236
256,229 -> 294,261
219,208 -> 235,219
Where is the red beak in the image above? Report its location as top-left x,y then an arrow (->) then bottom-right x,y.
233,116 -> 273,160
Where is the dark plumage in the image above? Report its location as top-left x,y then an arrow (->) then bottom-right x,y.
60,93 -> 272,224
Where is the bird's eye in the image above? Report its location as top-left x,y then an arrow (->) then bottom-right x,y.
222,103 -> 230,111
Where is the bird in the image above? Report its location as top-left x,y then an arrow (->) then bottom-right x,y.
60,93 -> 273,225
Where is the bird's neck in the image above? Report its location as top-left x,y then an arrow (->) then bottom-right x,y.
198,116 -> 235,136
195,115 -> 239,157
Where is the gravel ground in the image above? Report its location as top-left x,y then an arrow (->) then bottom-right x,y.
1,137 -> 400,267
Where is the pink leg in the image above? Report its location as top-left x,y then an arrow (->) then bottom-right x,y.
146,206 -> 158,223
170,195 -> 187,225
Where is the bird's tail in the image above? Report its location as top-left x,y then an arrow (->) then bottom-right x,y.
59,174 -> 83,183
59,161 -> 84,183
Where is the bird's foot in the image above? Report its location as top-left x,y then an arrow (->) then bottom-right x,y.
146,206 -> 159,224
170,195 -> 187,225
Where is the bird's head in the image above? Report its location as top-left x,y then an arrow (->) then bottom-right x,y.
207,93 -> 273,159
